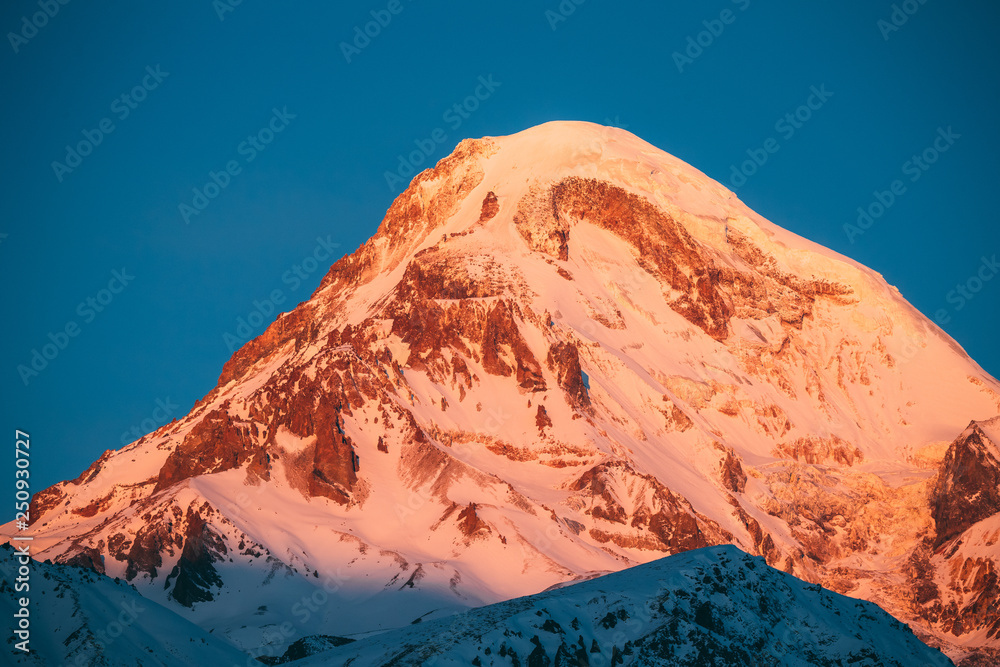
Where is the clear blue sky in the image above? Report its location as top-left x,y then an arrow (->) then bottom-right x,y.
2,1 -> 998,493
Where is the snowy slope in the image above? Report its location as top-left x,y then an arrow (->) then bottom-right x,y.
0,544 -> 248,666
3,121 -> 999,661
307,545 -> 955,667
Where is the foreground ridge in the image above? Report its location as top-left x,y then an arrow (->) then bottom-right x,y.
306,545 -> 955,667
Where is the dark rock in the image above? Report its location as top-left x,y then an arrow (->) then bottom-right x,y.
931,420 -> 1000,548
547,342 -> 589,407
536,404 -> 553,434
154,408 -> 266,493
457,502 -> 491,538
719,449 -> 747,494
479,191 -> 500,223
165,510 -> 226,607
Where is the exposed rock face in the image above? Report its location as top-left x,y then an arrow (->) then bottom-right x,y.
483,300 -> 546,392
479,191 -> 500,223
535,404 -> 553,434
456,503 -> 491,539
398,246 -> 512,301
317,138 -> 494,295
124,516 -> 170,580
942,555 -> 1000,639
154,408 -> 266,493
571,462 -> 724,553
258,635 -> 356,665
719,449 -> 747,494
29,485 -> 66,526
308,409 -> 358,505
552,178 -> 733,340
217,303 -> 318,387
773,435 -> 863,467
165,510 -> 226,607
931,420 -> 1000,548
547,342 -> 589,407
60,546 -> 106,574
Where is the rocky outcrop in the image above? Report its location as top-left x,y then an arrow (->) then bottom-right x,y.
719,449 -> 747,494
257,635 -> 356,665
479,191 -> 500,223
730,501 -> 780,566
773,435 -> 863,467
59,546 -> 106,575
274,370 -> 361,504
940,555 -> 1000,640
535,404 -> 553,434
73,490 -> 118,518
547,342 -> 589,407
308,409 -> 359,505
482,300 -> 546,394
456,503 -> 491,539
217,303 -> 318,386
165,510 -> 227,607
154,408 -> 267,493
572,462 -> 720,553
931,419 -> 1000,548
397,246 -> 511,301
124,517 -> 171,580
28,484 -> 66,526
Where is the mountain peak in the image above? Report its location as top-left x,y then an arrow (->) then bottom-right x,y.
7,124 -> 1000,661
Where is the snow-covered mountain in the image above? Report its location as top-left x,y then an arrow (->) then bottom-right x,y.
4,121 -> 999,663
303,545 -> 956,666
0,543 -> 248,666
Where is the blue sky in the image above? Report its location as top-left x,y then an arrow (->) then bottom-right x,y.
2,1 -> 998,492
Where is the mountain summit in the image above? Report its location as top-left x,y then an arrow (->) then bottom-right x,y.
7,122 -> 1000,663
